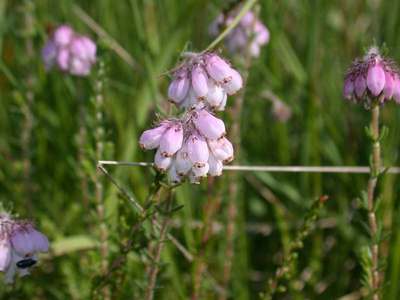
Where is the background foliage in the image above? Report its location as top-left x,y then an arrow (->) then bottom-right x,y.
1,0 -> 400,299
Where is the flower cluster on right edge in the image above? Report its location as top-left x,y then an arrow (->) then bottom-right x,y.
139,52 -> 242,184
343,47 -> 400,107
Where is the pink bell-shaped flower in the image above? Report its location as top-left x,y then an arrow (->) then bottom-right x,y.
192,109 -> 226,140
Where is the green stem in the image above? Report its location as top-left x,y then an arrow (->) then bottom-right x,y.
144,189 -> 174,300
203,0 -> 258,52
367,103 -> 381,300
219,31 -> 255,300
94,61 -> 111,300
21,0 -> 35,215
263,196 -> 328,299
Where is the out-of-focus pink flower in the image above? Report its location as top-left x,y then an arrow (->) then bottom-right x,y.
0,214 -> 49,284
53,25 -> 74,47
41,40 -> 58,70
166,52 -> 242,110
42,25 -> 96,76
344,47 -> 400,107
209,10 -> 270,58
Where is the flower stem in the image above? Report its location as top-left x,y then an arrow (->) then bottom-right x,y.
191,177 -> 222,300
219,36 -> 254,300
263,196 -> 328,299
145,189 -> 174,300
367,103 -> 381,300
203,0 -> 258,52
94,61 -> 110,300
21,0 -> 35,215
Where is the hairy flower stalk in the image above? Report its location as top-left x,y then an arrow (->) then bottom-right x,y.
368,103 -> 381,300
144,189 -> 174,300
343,47 -> 400,299
191,178 -> 222,300
21,1 -> 35,214
94,61 -> 110,300
0,214 -> 49,283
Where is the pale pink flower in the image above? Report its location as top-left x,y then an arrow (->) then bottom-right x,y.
166,52 -> 242,110
138,104 -> 234,183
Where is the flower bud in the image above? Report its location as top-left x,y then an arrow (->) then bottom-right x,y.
0,241 -> 11,272
30,230 -> 49,253
53,25 -> 74,47
159,123 -> 183,157
187,134 -> 209,168
139,123 -> 168,150
11,230 -> 35,257
208,154 -> 223,176
174,144 -> 193,176
154,149 -> 172,172
192,162 -> 209,177
206,80 -> 225,108
343,77 -> 354,100
192,109 -> 226,140
222,68 -> 243,95
205,54 -> 233,83
191,65 -> 208,100
168,163 -> 182,184
367,63 -> 385,96
354,75 -> 366,98
42,41 -> 57,70
168,70 -> 190,104
383,72 -> 394,99
208,137 -> 234,163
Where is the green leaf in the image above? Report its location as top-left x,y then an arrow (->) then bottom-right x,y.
51,235 -> 98,256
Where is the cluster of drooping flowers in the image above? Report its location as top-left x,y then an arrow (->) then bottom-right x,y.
140,103 -> 234,184
167,52 -> 243,110
343,47 -> 400,107
42,25 -> 96,76
0,214 -> 49,283
141,51 -> 243,183
209,10 -> 269,58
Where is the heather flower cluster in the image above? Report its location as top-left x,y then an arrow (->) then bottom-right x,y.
42,25 -> 96,76
140,104 -> 234,184
140,51 -> 242,183
209,11 -> 269,58
0,214 -> 49,283
344,47 -> 400,107
168,52 -> 242,110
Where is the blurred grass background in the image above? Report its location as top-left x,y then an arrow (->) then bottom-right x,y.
1,0 -> 400,299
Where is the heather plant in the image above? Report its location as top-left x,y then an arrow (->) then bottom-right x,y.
344,46 -> 400,300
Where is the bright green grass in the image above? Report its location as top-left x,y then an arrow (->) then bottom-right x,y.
1,0 -> 400,299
